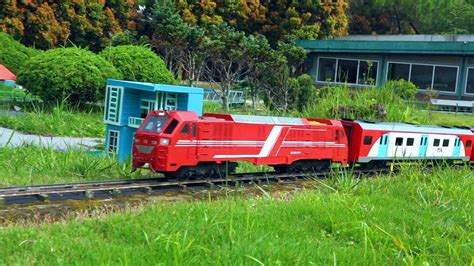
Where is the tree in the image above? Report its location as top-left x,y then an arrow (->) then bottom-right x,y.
100,45 -> 174,84
17,47 -> 122,105
202,24 -> 264,111
150,1 -> 206,85
0,1 -> 139,51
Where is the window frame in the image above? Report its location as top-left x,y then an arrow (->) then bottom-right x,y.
104,86 -> 124,125
140,99 -> 156,119
107,130 -> 120,155
464,67 -> 474,95
433,139 -> 440,147
442,139 -> 450,147
406,138 -> 414,146
316,56 -> 380,86
385,61 -> 459,94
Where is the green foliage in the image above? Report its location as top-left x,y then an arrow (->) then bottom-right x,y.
0,166 -> 472,264
0,103 -> 105,138
17,47 -> 122,106
0,32 -> 39,73
100,45 -> 174,84
350,0 -> 474,34
385,79 -> 417,100
303,84 -> 428,123
292,74 -> 316,112
0,146 -> 143,187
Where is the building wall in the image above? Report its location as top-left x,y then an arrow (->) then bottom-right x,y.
308,52 -> 474,99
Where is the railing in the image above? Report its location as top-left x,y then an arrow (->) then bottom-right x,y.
128,117 -> 144,128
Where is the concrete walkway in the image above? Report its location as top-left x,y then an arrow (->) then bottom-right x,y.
0,127 -> 102,150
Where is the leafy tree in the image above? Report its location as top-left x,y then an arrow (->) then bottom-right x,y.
17,48 -> 122,105
100,45 -> 174,84
0,32 -> 39,74
0,1 -> 138,51
150,1 -> 206,85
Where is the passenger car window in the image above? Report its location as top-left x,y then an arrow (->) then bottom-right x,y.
467,140 -> 472,147
407,138 -> 414,146
442,139 -> 449,147
395,137 -> 403,146
433,139 -> 440,147
363,136 -> 373,145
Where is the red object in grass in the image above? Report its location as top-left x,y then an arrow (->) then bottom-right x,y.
0,64 -> 16,81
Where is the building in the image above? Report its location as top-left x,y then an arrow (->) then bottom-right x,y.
104,79 -> 204,161
0,64 -> 16,87
297,35 -> 474,100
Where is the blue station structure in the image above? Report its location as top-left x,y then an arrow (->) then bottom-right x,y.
297,35 -> 474,100
103,79 -> 204,161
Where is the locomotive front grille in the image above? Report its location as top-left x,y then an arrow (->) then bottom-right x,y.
136,145 -> 155,154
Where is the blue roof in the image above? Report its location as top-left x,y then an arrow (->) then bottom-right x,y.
107,79 -> 203,94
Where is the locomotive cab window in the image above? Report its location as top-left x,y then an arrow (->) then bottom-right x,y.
192,124 -> 197,137
142,115 -> 169,133
433,139 -> 440,147
363,136 -> 373,145
395,137 -> 403,146
181,124 -> 189,134
407,138 -> 414,146
442,139 -> 449,147
164,119 -> 179,134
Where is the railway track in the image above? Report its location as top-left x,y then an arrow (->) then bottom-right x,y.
0,168 -> 391,206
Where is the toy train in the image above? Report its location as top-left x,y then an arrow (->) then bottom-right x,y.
132,110 -> 474,178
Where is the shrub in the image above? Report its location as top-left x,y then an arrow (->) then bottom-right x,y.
0,32 -> 39,73
100,45 -> 174,84
385,79 -> 418,100
17,47 -> 122,105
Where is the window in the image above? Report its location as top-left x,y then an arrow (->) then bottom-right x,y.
181,124 -> 189,133
380,136 -> 384,144
140,100 -> 155,118
363,136 -> 373,145
411,65 -> 434,90
388,63 -> 410,81
433,66 -> 457,93
337,60 -> 358,84
318,58 -> 336,82
317,57 -> 378,86
358,61 -> 378,85
442,139 -> 449,147
466,68 -> 474,94
467,140 -> 472,147
165,93 -> 177,110
164,119 -> 179,134
108,130 -> 119,154
433,139 -> 440,147
104,86 -> 123,123
395,137 -> 403,146
192,124 -> 197,137
407,138 -> 414,146
387,62 -> 458,93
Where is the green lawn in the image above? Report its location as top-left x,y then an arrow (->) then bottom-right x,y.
427,112 -> 474,127
0,146 -> 147,187
0,165 -> 472,264
0,106 -> 105,138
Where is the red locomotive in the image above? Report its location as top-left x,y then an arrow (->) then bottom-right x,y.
132,110 -> 474,178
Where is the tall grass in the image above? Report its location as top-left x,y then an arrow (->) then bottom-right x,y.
0,166 -> 471,264
0,146 -> 146,186
0,101 -> 104,137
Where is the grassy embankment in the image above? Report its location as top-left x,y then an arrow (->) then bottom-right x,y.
0,165 -> 472,264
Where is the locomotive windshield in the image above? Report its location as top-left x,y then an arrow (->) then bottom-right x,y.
141,115 -> 169,133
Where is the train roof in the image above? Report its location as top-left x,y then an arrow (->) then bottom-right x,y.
352,120 -> 473,135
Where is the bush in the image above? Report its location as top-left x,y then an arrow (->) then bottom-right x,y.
385,79 -> 417,100
17,47 -> 122,105
0,32 -> 39,73
100,45 -> 174,84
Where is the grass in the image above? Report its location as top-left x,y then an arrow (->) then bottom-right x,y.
427,112 -> 474,127
0,103 -> 105,138
0,165 -> 472,264
0,146 -> 147,187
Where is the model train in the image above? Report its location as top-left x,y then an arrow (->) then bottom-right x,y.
132,110 -> 474,178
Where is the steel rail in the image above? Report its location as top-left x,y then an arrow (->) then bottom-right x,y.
0,168 -> 390,206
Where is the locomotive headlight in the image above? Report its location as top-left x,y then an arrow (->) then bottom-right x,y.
160,138 -> 170,146
151,140 -> 158,145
